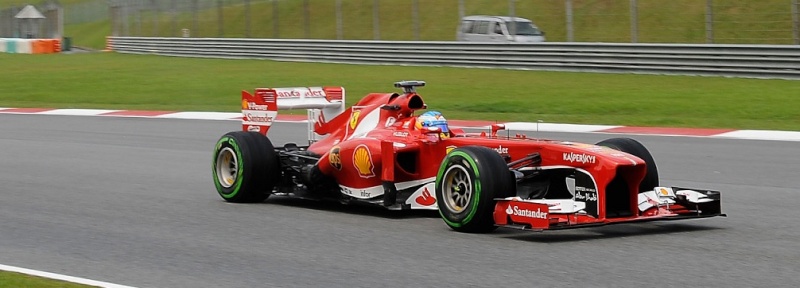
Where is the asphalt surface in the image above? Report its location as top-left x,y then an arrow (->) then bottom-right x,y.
1,114 -> 799,288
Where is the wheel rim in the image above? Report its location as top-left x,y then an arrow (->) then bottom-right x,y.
216,147 -> 238,188
442,165 -> 472,214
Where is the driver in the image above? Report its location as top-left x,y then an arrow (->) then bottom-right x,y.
416,111 -> 450,139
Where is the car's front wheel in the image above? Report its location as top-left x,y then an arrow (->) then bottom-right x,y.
436,146 -> 515,233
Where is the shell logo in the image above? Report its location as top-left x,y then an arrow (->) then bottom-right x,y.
349,110 -> 361,130
329,146 -> 342,170
446,145 -> 457,154
352,144 -> 375,178
241,99 -> 249,110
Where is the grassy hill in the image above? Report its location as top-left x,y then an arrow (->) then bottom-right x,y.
3,0 -> 798,49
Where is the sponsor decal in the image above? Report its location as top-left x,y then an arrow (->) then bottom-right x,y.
341,187 -> 372,198
505,204 -> 548,219
385,117 -> 397,127
393,131 -> 409,137
574,171 -> 599,217
563,152 -> 596,164
349,109 -> 361,130
246,125 -> 261,132
242,101 -> 269,111
446,145 -> 457,154
402,120 -> 411,129
575,190 -> 598,202
353,144 -> 375,178
415,187 -> 436,206
493,145 -> 509,154
329,146 -> 342,170
244,113 -> 274,123
273,87 -> 327,98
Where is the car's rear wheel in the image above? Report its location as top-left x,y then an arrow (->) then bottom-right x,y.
436,146 -> 514,233
596,137 -> 659,192
212,131 -> 280,203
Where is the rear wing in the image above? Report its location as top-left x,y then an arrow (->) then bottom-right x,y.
241,86 -> 346,142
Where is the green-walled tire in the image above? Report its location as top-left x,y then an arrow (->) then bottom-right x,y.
212,131 -> 280,203
436,146 -> 515,233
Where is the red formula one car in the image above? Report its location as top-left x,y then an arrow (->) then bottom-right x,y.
212,81 -> 724,233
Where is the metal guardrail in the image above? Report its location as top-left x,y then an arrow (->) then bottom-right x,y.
108,37 -> 800,80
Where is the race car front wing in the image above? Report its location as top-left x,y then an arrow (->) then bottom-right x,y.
493,187 -> 725,231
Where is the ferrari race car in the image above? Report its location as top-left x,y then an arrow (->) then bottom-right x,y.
212,81 -> 725,233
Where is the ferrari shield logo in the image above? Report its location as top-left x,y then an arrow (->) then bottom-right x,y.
349,109 -> 361,130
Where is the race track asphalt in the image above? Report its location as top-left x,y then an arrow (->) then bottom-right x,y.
1,114 -> 798,288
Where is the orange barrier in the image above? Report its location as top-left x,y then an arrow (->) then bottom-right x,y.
28,39 -> 61,54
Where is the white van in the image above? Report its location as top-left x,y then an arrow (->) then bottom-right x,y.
457,15 -> 546,43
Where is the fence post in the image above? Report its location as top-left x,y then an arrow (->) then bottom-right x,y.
273,0 -> 279,38
151,0 -> 158,37
336,0 -> 343,39
412,0 -> 419,40
245,0 -> 251,38
509,0 -> 516,36
458,0 -> 464,20
217,0 -> 223,37
192,0 -> 198,37
705,0 -> 714,43
565,0 -> 574,42
630,0 -> 638,43
793,0 -> 799,45
373,0 -> 380,40
171,0 -> 177,37
304,0 -> 310,39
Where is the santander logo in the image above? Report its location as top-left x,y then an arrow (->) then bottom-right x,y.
415,188 -> 436,206
506,204 -> 548,219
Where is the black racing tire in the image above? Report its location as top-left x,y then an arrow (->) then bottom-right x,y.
212,131 -> 280,203
436,146 -> 515,233
596,137 -> 659,192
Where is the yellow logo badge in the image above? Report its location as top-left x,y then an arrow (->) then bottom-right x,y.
353,144 -> 375,178
241,99 -> 249,110
349,109 -> 361,130
329,146 -> 342,170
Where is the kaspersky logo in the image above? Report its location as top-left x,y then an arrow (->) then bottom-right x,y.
506,204 -> 548,219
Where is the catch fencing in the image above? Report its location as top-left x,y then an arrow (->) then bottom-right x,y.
5,0 -> 800,44
108,36 -> 800,80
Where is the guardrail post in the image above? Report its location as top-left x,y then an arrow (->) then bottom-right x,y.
630,0 -> 638,43
336,0 -> 343,40
565,0 -> 574,42
705,0 -> 714,43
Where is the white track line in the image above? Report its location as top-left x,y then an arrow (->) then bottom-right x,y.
0,264 -> 137,288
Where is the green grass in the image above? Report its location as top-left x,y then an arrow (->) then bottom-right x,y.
0,271 -> 96,288
1,52 -> 798,131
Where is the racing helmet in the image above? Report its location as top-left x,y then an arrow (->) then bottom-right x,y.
416,111 -> 449,135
